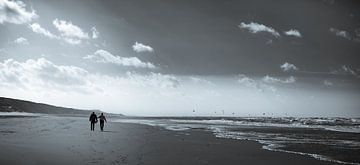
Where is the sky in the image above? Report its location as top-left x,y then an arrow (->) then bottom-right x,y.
0,0 -> 359,117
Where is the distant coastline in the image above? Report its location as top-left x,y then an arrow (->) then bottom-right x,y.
0,97 -> 122,116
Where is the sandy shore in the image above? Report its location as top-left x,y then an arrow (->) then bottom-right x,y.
0,116 -> 339,165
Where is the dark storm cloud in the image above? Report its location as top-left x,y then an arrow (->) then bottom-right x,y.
76,0 -> 359,76
3,0 -> 359,77
1,0 -> 360,116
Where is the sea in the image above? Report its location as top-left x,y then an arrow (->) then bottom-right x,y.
115,117 -> 360,165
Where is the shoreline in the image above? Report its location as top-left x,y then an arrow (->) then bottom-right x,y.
0,116 -> 343,165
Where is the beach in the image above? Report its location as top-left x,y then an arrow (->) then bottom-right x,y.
0,115 -> 345,165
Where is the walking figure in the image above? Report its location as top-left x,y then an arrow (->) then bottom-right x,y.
89,112 -> 98,131
99,113 -> 107,131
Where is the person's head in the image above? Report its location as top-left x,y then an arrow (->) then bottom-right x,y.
92,112 -> 95,114
101,113 -> 103,116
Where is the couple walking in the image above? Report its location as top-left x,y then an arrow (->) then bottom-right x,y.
89,112 -> 107,131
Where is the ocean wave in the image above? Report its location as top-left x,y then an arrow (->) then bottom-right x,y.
169,118 -> 360,133
0,112 -> 42,117
115,117 -> 360,165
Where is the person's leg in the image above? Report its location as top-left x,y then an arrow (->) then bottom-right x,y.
100,122 -> 104,131
91,122 -> 94,131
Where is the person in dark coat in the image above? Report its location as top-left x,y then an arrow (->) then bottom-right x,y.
89,112 -> 98,131
98,113 -> 107,131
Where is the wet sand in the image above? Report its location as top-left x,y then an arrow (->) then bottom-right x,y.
0,116 -> 339,165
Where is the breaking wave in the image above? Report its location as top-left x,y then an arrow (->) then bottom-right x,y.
115,117 -> 360,165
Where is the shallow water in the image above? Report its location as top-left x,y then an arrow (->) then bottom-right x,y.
115,117 -> 360,165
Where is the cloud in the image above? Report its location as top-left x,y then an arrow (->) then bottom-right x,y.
237,74 -> 258,88
51,19 -> 90,44
29,21 -> 92,45
239,22 -> 280,37
284,29 -> 302,38
13,37 -> 28,45
132,42 -> 154,53
189,77 -> 214,86
53,19 -> 89,39
237,74 -> 278,93
340,65 -> 357,76
0,58 -> 182,95
329,28 -> 351,40
280,62 -> 298,72
237,74 -> 295,95
262,75 -> 296,83
284,76 -> 296,83
0,58 -> 96,92
355,28 -> 360,38
323,80 -> 333,86
28,23 -> 59,39
84,49 -> 156,69
0,0 -> 37,24
62,38 -> 81,45
331,65 -> 358,77
354,28 -> 360,42
91,27 -> 99,39
126,72 -> 180,88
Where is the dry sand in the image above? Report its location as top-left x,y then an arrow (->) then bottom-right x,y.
0,116 -> 339,165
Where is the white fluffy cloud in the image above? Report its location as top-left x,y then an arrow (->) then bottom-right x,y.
0,0 -> 37,24
340,65 -> 357,76
126,72 -> 180,88
13,37 -> 29,45
53,19 -> 89,39
323,80 -> 333,86
331,65 -> 358,77
262,75 -> 296,84
0,58 -> 94,92
284,29 -> 302,38
91,27 -> 99,39
329,28 -> 351,40
237,74 -> 277,93
132,42 -> 154,53
29,20 -> 95,45
0,57 -> 189,115
62,38 -> 81,45
53,19 -> 89,45
237,74 -> 258,89
239,22 -> 280,37
1,1 -> 96,45
355,28 -> 360,38
2,58 -> 353,116
84,49 -> 156,69
189,77 -> 214,86
0,58 -> 178,95
280,62 -> 298,72
237,74 -> 296,95
28,23 -> 59,39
